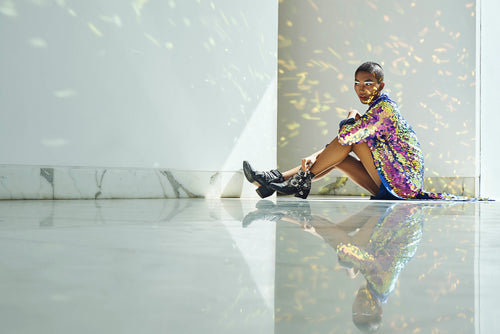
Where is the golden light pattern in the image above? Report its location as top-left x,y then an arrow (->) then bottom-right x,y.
132,0 -> 150,16
278,0 -> 477,195
88,22 -> 103,37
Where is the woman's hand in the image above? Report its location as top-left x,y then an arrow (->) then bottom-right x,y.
301,155 -> 317,172
347,109 -> 361,120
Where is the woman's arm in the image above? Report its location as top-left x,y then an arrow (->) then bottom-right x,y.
301,148 -> 325,171
338,101 -> 396,145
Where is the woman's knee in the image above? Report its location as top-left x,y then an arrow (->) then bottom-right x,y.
351,142 -> 370,153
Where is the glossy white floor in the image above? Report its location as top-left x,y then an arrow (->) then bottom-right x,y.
0,197 -> 498,334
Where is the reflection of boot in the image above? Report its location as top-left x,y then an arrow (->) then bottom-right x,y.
243,161 -> 284,198
269,169 -> 313,199
276,200 -> 312,224
242,200 -> 284,228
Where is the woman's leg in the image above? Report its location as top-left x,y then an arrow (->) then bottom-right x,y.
334,155 -> 380,196
305,138 -> 381,195
278,138 -> 351,181
309,137 -> 352,176
279,138 -> 380,195
270,137 -> 382,198
311,156 -> 378,195
351,142 -> 382,188
269,138 -> 351,198
281,166 -> 301,180
280,158 -> 377,195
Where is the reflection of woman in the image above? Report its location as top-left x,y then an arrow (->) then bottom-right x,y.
244,201 -> 423,333
334,204 -> 423,332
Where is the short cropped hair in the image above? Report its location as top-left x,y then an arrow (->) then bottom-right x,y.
355,62 -> 384,83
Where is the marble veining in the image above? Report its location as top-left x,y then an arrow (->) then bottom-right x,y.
159,170 -> 198,198
0,174 -> 11,198
0,165 -> 478,200
94,169 -> 107,199
40,168 -> 55,199
40,168 -> 54,185
0,165 -> 257,200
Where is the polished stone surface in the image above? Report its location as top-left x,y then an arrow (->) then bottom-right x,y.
0,197 -> 499,333
0,166 -> 254,200
0,165 -> 477,200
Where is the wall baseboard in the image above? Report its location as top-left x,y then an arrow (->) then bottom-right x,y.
0,165 -> 477,200
310,175 -> 477,197
0,165 -> 258,200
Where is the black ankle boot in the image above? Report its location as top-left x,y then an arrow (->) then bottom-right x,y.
269,169 -> 313,199
243,161 -> 284,198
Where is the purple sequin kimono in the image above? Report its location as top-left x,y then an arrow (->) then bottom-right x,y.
338,93 -> 468,200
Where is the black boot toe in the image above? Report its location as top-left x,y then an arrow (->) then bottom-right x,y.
243,161 -> 284,198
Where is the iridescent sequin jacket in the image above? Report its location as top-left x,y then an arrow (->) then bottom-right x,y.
338,93 -> 460,200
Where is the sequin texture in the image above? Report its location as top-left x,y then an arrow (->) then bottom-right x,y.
338,93 -> 476,200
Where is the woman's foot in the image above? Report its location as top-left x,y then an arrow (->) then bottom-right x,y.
243,161 -> 284,198
269,169 -> 313,199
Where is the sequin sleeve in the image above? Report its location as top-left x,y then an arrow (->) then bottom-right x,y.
338,100 -> 396,145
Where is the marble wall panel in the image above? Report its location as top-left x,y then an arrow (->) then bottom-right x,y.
0,165 -> 477,199
0,166 -> 260,200
0,166 -> 54,200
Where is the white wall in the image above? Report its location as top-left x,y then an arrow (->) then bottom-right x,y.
0,0 -> 277,172
479,0 -> 500,199
478,1 -> 500,331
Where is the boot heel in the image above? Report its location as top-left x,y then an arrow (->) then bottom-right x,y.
256,186 -> 275,198
294,191 -> 309,199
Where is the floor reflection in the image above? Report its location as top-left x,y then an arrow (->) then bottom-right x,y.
244,199 -> 477,333
1,198 -> 498,333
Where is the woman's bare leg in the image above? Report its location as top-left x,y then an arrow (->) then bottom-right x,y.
309,137 -> 352,176
300,138 -> 380,195
280,158 -> 377,195
311,157 -> 378,195
280,138 -> 351,180
312,166 -> 335,180
351,142 -> 381,188
334,155 -> 380,195
281,166 -> 301,180
279,138 -> 380,195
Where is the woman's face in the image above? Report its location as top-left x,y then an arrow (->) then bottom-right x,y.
354,71 -> 385,105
